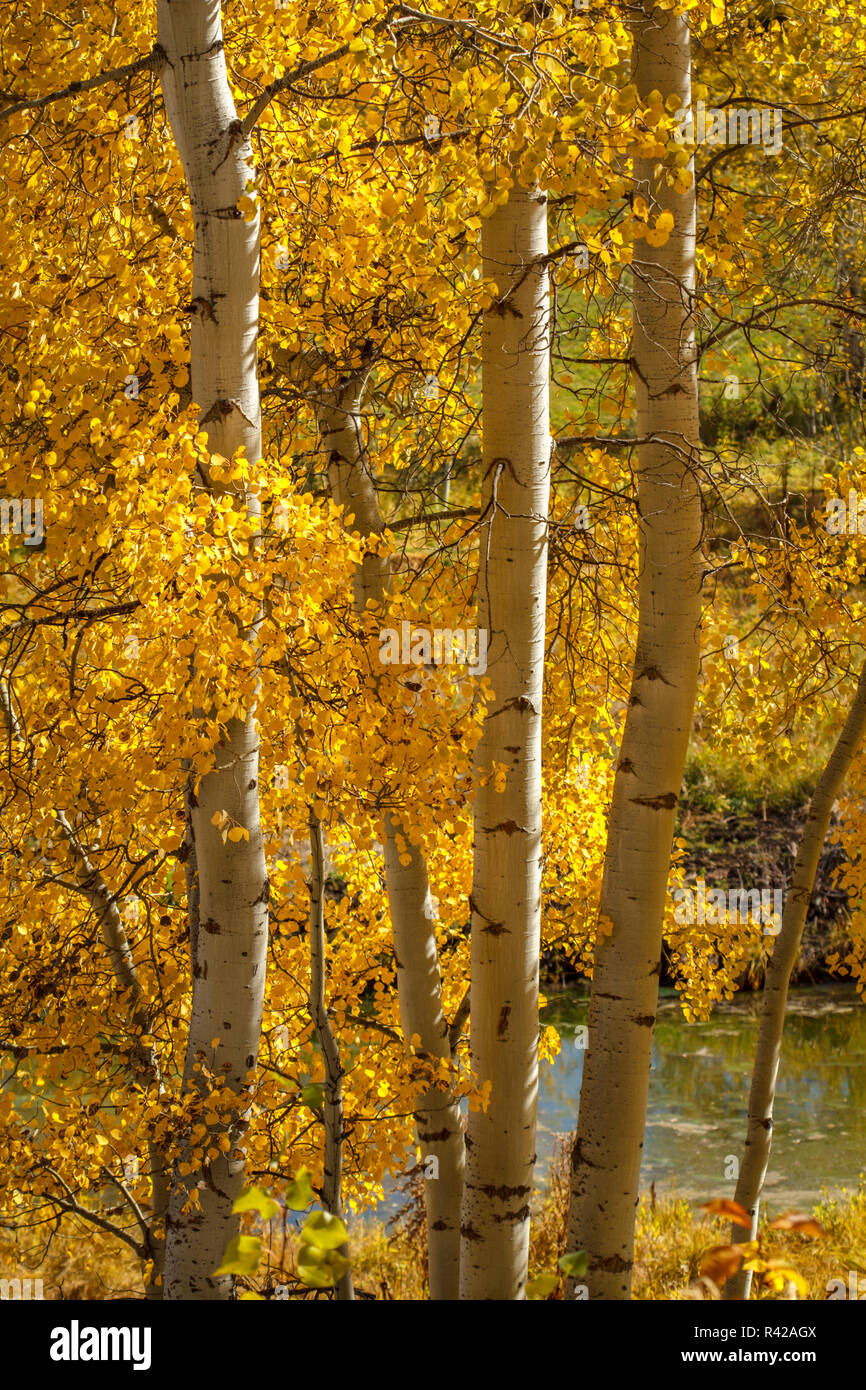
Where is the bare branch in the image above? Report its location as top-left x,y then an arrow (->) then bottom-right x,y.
241,43 -> 356,139
0,44 -> 166,123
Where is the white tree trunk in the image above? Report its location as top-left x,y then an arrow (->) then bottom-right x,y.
459,185 -> 551,1300
566,1 -> 703,1299
316,374 -> 465,1300
53,811 -> 170,1296
725,659 -> 866,1299
307,811 -> 354,1300
158,0 -> 269,1300
381,825 -> 464,1299
3,682 -> 169,1294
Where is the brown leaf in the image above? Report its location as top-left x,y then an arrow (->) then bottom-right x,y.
700,1198 -> 752,1229
700,1243 -> 747,1287
767,1212 -> 826,1238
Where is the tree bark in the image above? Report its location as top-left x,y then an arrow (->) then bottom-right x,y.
3,681 -> 169,1295
307,810 -> 354,1300
725,659 -> 866,1299
157,0 -> 269,1300
53,811 -> 170,1297
313,367 -> 465,1301
566,1 -> 703,1300
459,184 -> 551,1300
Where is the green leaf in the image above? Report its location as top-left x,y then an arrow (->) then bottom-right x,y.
296,1242 -> 349,1289
301,1210 -> 348,1250
284,1167 -> 314,1212
233,1185 -> 280,1220
558,1250 -> 588,1279
213,1234 -> 262,1277
300,1082 -> 324,1108
525,1273 -> 558,1299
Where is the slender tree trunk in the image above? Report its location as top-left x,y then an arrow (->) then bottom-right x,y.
381,825 -> 464,1299
566,2 -> 702,1300
53,811 -> 170,1297
725,659 -> 866,1299
3,682 -> 169,1295
158,0 -> 269,1300
315,371 -> 465,1300
459,183 -> 551,1300
307,810 -> 354,1300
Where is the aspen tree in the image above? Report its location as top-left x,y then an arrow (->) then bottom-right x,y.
459,183 -> 551,1300
157,0 -> 269,1300
725,660 -> 866,1299
54,812 -> 170,1295
2,684 -> 169,1293
307,810 -> 354,1301
566,0 -> 703,1299
311,361 -> 465,1300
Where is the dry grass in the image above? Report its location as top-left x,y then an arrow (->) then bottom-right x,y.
4,1150 -> 865,1301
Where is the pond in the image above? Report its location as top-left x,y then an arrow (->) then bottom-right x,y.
14,982 -> 863,1222
537,982 -> 866,1209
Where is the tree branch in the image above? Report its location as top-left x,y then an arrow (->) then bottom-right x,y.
0,44 -> 166,123
241,43 -> 356,138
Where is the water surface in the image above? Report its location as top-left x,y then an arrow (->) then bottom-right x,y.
538,983 -> 866,1208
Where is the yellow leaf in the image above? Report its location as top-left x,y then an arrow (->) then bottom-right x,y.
526,1274 -> 558,1299
233,1185 -> 280,1220
213,1234 -> 262,1277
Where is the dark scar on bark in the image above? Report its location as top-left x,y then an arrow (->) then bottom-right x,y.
636,665 -> 671,684
571,1136 -> 602,1170
629,792 -> 679,810
597,1253 -> 633,1273
493,1204 -> 530,1224
482,819 -> 528,835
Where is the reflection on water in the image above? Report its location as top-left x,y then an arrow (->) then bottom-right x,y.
539,984 -> 866,1207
